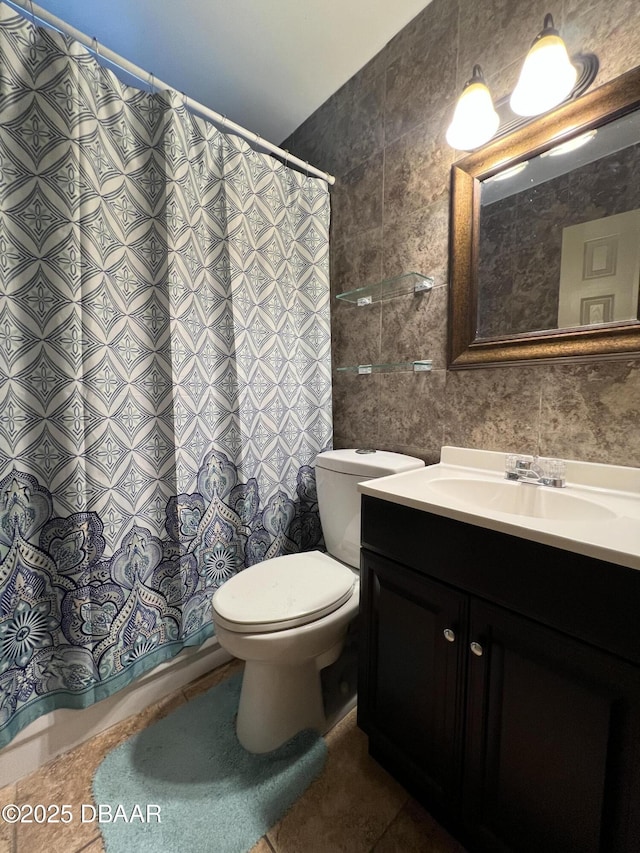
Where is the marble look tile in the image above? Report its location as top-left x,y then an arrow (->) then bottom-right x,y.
331,434 -> 354,451
539,361 -> 640,466
289,61 -> 387,180
372,798 -> 468,852
563,0 -> 640,87
485,58 -> 523,105
14,689 -> 186,853
331,226 -> 383,299
330,152 -> 383,243
331,372 -> 381,447
380,284 -> 448,371
268,709 -> 408,853
331,73 -> 386,178
568,146 -> 640,217
385,5 -> 458,147
444,367 -> 542,453
383,116 -> 452,226
457,0 -> 551,93
510,242 -> 560,335
0,784 -> 15,853
281,97 -> 338,173
332,299 -> 382,370
381,197 -> 449,286
379,370 -> 446,458
373,442 -> 435,465
514,182 -> 569,250
384,0 -> 448,68
333,51 -> 389,119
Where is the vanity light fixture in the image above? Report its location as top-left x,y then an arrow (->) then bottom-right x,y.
510,15 -> 576,116
446,13 -> 598,151
445,65 -> 499,151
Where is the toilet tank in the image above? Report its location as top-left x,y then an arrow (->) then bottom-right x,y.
315,449 -> 424,569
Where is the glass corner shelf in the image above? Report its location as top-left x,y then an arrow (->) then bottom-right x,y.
336,360 -> 433,375
336,272 -> 434,306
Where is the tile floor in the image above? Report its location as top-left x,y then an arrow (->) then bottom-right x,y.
0,659 -> 466,853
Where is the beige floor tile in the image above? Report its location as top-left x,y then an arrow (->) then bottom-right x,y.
372,799 -> 468,853
0,783 -> 16,853
5,658 -> 465,853
77,835 -> 105,852
249,836 -> 275,853
181,657 -> 243,701
267,709 -> 408,853
14,689 -> 186,853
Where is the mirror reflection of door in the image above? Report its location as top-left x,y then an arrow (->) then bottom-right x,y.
557,210 -> 640,328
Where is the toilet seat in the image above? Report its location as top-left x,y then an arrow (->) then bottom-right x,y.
211,550 -> 356,633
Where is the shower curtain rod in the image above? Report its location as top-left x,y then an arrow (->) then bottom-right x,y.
5,0 -> 335,185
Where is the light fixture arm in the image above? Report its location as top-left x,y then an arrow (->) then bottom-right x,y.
539,13 -> 558,39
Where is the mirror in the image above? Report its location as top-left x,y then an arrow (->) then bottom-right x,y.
449,64 -> 640,368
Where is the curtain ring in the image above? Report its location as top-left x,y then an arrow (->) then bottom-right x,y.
148,71 -> 155,92
91,36 -> 100,58
28,0 -> 35,24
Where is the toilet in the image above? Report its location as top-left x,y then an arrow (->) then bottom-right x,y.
211,448 -> 424,752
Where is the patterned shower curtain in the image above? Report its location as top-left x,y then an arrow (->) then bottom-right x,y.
0,5 -> 332,747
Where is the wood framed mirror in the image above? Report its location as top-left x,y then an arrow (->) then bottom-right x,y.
448,64 -> 640,368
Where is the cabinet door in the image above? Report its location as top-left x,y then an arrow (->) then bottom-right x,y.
359,549 -> 467,808
464,599 -> 640,853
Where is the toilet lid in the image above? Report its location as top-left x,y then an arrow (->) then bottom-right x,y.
211,550 -> 356,633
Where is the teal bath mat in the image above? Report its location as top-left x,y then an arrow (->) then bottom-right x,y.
93,674 -> 327,853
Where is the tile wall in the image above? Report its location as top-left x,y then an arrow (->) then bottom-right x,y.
283,0 -> 640,466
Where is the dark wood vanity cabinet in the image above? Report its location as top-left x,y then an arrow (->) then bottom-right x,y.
358,496 -> 640,853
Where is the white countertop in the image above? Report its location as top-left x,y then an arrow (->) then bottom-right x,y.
358,446 -> 640,571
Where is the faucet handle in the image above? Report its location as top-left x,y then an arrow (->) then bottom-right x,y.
505,453 -> 533,479
546,458 -> 566,487
505,454 -> 519,479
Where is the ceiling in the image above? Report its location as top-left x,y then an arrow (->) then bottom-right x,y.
31,0 -> 431,146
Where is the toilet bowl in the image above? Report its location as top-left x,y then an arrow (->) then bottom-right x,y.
213,550 -> 359,753
211,449 -> 425,753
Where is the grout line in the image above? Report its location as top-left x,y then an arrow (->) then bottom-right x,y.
367,792 -> 411,853
262,833 -> 278,852
71,833 -> 102,853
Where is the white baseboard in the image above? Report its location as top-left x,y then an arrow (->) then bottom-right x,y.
0,638 -> 231,787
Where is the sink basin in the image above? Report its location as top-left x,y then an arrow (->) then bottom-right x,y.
358,447 -> 640,570
425,477 -> 619,522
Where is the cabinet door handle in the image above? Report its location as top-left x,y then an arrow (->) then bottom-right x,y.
470,641 -> 484,657
443,628 -> 456,643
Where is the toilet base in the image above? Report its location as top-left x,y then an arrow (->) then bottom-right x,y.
236,658 -> 326,753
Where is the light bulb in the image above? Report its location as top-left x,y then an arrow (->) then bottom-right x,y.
510,15 -> 577,117
446,66 -> 500,151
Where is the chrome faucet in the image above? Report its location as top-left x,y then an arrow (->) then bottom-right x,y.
505,455 -> 566,488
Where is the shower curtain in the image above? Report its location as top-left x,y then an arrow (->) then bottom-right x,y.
0,4 -> 332,747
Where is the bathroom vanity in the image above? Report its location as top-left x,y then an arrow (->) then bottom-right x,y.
357,448 -> 640,853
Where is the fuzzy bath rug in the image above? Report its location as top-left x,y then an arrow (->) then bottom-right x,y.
93,673 -> 327,853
